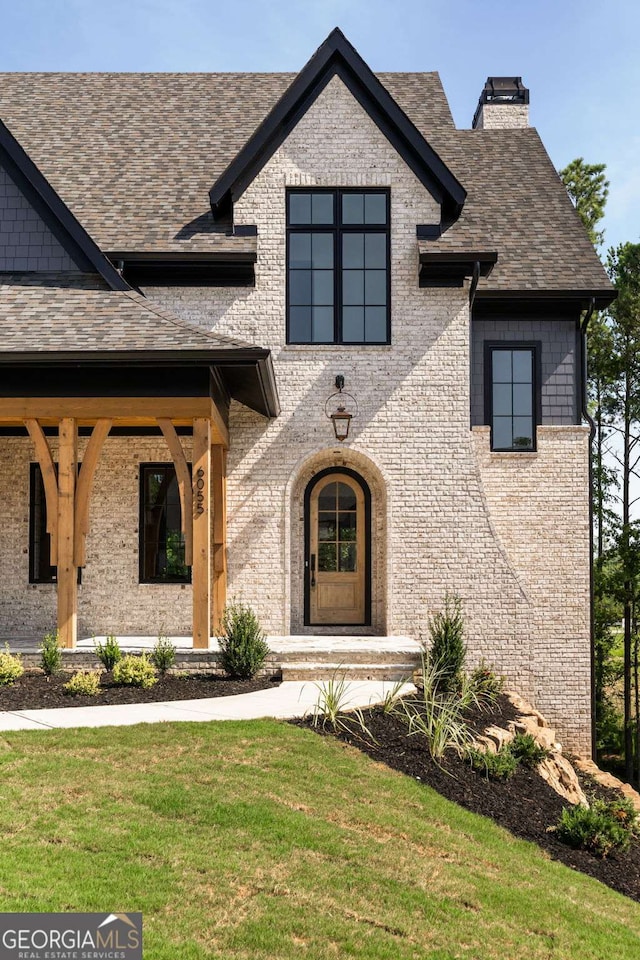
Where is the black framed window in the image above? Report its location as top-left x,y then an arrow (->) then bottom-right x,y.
140,464 -> 190,583
485,343 -> 540,451
29,463 -> 56,583
29,463 -> 82,584
287,189 -> 390,344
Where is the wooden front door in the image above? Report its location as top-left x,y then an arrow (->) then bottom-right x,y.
308,472 -> 367,625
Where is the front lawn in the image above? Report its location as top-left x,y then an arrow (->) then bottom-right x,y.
0,720 -> 638,959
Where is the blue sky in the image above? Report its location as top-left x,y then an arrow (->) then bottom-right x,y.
1,0 -> 638,254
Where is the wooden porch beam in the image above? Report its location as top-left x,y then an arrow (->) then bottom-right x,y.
192,418 -> 212,649
212,444 -> 227,634
157,418 -> 194,567
24,418 -> 59,566
57,418 -> 78,649
74,418 -> 112,567
0,397 -> 229,445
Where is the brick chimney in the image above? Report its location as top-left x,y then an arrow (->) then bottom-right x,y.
472,77 -> 529,129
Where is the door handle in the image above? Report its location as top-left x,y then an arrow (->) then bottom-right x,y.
310,553 -> 316,588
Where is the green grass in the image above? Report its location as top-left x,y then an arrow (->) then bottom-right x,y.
0,721 -> 638,959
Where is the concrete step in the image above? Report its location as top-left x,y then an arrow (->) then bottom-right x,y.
267,649 -> 421,667
280,661 -> 417,682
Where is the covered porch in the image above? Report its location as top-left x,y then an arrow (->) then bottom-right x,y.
0,282 -> 279,649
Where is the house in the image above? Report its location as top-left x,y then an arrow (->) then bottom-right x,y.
0,30 -> 613,752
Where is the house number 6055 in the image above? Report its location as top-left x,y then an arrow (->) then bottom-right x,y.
195,468 -> 205,516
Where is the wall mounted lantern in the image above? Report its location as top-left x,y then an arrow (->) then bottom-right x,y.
325,375 -> 358,442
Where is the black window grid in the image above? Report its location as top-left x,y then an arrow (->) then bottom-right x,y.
286,188 -> 391,345
483,341 -> 542,452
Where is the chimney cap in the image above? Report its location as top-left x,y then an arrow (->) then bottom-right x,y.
473,77 -> 530,128
481,76 -> 529,104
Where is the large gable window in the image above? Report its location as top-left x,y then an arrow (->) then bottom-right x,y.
287,189 -> 390,344
485,343 -> 539,452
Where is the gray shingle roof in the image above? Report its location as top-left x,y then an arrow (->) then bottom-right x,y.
429,128 -> 611,292
0,274 -> 253,352
0,71 -> 610,293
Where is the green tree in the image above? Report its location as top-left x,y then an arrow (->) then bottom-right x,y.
605,243 -> 640,781
560,158 -> 619,758
560,158 -> 609,248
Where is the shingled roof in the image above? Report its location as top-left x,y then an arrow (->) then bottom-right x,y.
0,275 -> 253,353
0,66 -> 611,296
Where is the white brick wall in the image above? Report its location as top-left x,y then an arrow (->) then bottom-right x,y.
0,76 -> 591,751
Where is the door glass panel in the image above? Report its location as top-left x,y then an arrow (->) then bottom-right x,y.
339,543 -> 357,571
315,479 -> 358,573
318,482 -> 337,511
338,512 -> 356,541
318,513 -> 336,541
337,483 -> 357,510
318,542 -> 337,571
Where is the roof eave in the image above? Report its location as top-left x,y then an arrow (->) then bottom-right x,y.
475,288 -> 617,310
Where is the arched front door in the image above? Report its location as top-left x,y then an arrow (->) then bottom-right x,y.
305,469 -> 370,626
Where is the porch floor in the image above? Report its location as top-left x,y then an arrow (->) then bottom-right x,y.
6,635 -> 421,655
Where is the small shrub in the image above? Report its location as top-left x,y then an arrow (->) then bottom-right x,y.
0,645 -> 24,686
381,678 -> 408,715
469,659 -> 504,700
112,653 -> 157,689
94,635 -> 122,671
217,601 -> 270,680
40,630 -> 62,676
510,732 -> 550,768
64,670 -> 101,697
151,634 -> 176,675
395,655 -> 472,760
427,594 -> 466,692
555,799 -> 633,858
312,670 -> 374,739
468,745 -> 518,781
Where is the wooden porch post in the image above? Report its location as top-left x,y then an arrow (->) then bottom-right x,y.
192,418 -> 211,649
212,445 -> 227,634
57,418 -> 78,648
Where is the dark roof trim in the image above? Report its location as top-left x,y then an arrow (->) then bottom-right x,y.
209,28 -> 466,221
475,288 -> 617,310
419,250 -> 497,287
0,347 -> 271,365
0,118 -> 130,291
105,251 -> 256,286
0,347 -> 280,419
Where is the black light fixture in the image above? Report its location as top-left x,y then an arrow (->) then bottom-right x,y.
325,374 -> 358,442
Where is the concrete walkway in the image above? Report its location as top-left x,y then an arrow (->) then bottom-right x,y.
0,680 -> 415,732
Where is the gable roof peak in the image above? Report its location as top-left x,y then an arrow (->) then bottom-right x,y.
208,28 -> 466,221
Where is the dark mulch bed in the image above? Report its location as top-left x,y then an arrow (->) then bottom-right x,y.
293,693 -> 640,903
0,671 -> 280,710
